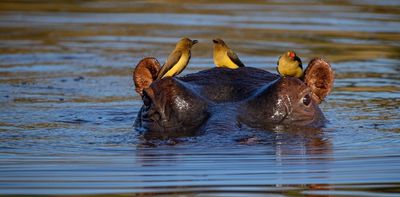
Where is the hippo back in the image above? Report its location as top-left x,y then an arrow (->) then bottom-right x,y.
178,67 -> 279,103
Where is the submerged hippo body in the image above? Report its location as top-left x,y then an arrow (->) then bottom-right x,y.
133,57 -> 334,139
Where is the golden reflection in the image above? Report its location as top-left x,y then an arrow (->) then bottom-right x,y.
335,86 -> 400,92
11,96 -> 136,103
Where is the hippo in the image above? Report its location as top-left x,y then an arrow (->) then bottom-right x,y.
133,57 -> 334,139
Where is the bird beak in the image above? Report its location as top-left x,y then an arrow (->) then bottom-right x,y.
288,52 -> 295,59
192,40 -> 198,45
212,39 -> 217,44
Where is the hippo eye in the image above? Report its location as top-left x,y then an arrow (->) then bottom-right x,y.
142,92 -> 151,106
302,94 -> 311,106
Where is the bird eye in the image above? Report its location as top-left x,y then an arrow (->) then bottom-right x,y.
302,94 -> 311,106
142,92 -> 152,106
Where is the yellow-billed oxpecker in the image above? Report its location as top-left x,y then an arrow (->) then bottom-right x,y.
157,37 -> 198,79
213,38 -> 245,69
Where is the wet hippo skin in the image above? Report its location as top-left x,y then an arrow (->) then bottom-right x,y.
133,57 -> 334,139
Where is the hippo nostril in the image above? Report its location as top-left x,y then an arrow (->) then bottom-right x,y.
151,112 -> 161,122
143,107 -> 161,122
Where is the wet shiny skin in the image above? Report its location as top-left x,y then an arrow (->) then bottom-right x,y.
135,69 -> 325,136
0,0 -> 400,196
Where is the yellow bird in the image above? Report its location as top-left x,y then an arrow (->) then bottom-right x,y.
276,51 -> 303,78
213,38 -> 245,69
157,37 -> 198,79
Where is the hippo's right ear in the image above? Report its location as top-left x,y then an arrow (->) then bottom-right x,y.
303,58 -> 335,104
133,57 -> 161,96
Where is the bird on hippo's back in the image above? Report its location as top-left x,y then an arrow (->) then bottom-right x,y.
213,38 -> 246,69
277,50 -> 303,78
157,37 -> 198,79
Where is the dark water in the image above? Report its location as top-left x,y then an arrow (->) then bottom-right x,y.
1,0 -> 400,196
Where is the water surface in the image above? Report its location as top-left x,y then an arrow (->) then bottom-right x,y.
0,0 -> 399,196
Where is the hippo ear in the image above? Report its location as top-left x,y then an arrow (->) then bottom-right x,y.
133,57 -> 161,96
303,58 -> 335,104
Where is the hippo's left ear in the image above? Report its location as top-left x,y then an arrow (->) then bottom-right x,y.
133,57 -> 161,96
303,58 -> 335,104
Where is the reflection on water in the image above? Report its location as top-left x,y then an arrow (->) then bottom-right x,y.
0,0 -> 399,196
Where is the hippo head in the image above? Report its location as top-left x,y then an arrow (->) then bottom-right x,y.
239,58 -> 334,128
133,58 -> 209,138
140,78 -> 208,136
239,77 -> 323,128
133,57 -> 334,136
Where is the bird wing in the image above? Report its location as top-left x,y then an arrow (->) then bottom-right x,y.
157,50 -> 182,79
227,50 -> 245,67
276,66 -> 281,75
294,56 -> 303,69
276,56 -> 281,75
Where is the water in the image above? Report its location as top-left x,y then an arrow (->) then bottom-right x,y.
0,0 -> 399,196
